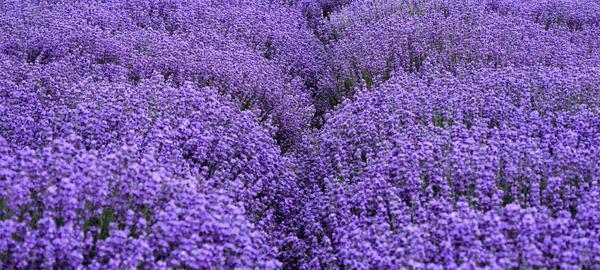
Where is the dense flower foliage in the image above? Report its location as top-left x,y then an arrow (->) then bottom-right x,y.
0,136 -> 281,269
294,67 -> 599,268
0,0 -> 321,147
1,0 -> 598,269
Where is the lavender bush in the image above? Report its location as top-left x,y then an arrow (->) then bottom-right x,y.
1,0 -> 598,269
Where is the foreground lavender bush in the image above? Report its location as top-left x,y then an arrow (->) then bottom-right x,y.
0,136 -> 281,269
293,68 -> 599,268
0,79 -> 299,268
1,0 -> 599,269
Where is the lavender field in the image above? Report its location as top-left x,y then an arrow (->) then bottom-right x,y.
0,0 -> 599,269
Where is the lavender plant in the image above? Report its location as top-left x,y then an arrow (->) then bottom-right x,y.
0,0 -> 598,269
292,67 -> 599,269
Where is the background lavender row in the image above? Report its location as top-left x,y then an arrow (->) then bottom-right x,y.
1,0 -> 598,269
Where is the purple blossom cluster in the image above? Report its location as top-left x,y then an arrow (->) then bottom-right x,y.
1,0 -> 598,269
294,67 -> 599,268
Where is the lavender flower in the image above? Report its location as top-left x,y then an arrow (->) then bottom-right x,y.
1,0 -> 598,269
